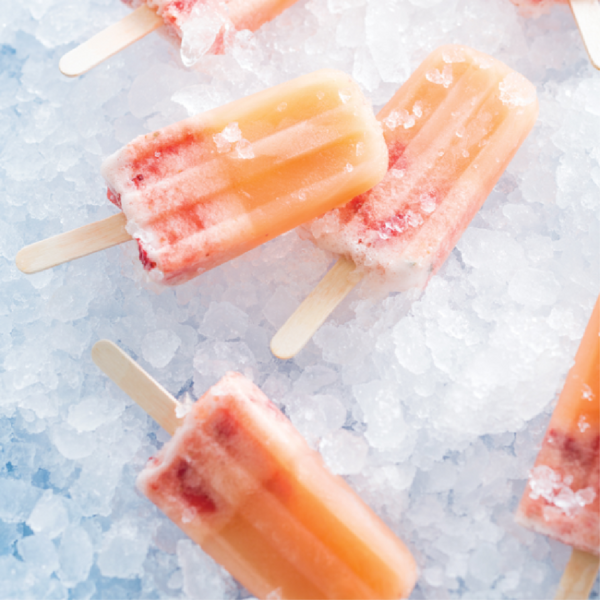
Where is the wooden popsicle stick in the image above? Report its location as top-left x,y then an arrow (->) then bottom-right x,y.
270,256 -> 363,360
555,549 -> 600,600
91,339 -> 184,435
570,0 -> 600,70
15,212 -> 132,275
59,5 -> 163,77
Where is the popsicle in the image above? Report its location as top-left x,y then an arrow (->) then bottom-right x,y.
270,45 -> 539,359
16,70 -> 388,286
59,0 -> 301,77
510,0 -> 568,16
516,295 -> 599,600
509,0 -> 600,70
91,339 -> 418,599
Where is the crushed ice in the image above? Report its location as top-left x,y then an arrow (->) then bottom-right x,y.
499,72 -> 538,108
528,465 -> 596,516
213,123 -> 254,159
383,108 -> 416,130
1,0 -> 599,598
180,2 -> 230,67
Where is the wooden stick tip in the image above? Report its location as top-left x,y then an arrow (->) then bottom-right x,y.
15,247 -> 37,274
92,338 -> 114,354
59,51 -> 86,78
91,339 -> 121,364
270,336 -> 298,361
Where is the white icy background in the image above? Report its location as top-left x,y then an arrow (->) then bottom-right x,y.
0,0 -> 599,598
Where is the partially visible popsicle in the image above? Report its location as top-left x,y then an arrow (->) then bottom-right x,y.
59,0 -> 301,77
516,296 -> 599,600
16,70 -> 388,285
509,0 -> 600,70
510,0 -> 568,17
271,45 -> 539,359
92,339 -> 418,599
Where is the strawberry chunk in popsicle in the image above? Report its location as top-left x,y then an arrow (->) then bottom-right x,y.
302,45 -> 539,293
137,372 -> 418,599
101,69 -> 388,286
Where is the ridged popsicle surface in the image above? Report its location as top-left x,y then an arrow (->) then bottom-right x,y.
102,69 -> 388,285
137,372 -> 417,599
303,45 -> 539,292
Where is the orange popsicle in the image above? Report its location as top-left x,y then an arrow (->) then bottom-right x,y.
516,296 -> 599,555
515,296 -> 599,599
303,45 -> 538,291
16,70 -> 388,282
135,371 -> 417,599
101,69 -> 387,286
271,45 -> 539,359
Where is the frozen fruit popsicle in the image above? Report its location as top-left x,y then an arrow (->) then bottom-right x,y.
92,339 -> 418,599
516,296 -> 599,600
59,0 -> 301,77
509,0 -> 600,70
16,70 -> 388,285
509,0 -> 568,17
270,45 -> 538,359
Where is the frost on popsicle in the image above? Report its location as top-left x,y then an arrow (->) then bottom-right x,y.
213,122 -> 255,158
528,465 -> 596,517
499,73 -> 538,108
425,65 -> 453,88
